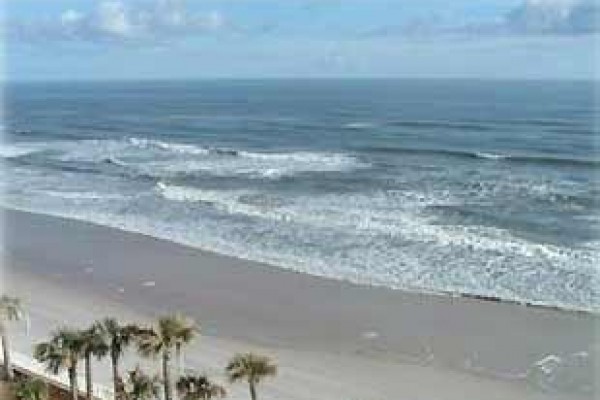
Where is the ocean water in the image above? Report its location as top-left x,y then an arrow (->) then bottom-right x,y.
2,79 -> 598,312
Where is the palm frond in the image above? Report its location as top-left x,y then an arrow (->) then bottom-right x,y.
225,352 -> 277,384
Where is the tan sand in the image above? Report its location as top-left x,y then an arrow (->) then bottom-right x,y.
2,209 -> 597,399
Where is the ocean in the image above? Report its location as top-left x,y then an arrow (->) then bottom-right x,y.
2,79 -> 598,312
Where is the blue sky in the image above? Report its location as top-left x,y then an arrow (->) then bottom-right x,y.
3,0 -> 598,81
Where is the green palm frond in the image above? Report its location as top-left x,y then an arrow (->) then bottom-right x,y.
136,314 -> 198,358
80,325 -> 109,359
123,366 -> 161,400
33,328 -> 84,374
98,318 -> 141,359
225,352 -> 277,384
177,373 -> 226,400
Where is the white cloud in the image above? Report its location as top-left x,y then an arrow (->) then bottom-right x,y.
96,1 -> 133,37
504,0 -> 599,34
60,10 -> 84,26
10,0 -> 226,44
360,0 -> 598,38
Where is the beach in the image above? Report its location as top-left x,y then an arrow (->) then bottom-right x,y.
2,208 -> 596,400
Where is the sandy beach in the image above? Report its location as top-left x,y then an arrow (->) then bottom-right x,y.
2,208 -> 597,400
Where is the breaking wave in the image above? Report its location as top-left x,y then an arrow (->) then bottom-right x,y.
0,143 -> 42,159
363,146 -> 599,167
6,137 -> 364,180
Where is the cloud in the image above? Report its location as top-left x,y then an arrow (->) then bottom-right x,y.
361,0 -> 598,38
504,0 -> 599,34
95,1 -> 132,37
8,0 -> 225,45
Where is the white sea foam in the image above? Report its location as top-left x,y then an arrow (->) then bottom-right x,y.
0,143 -> 41,158
146,149 -> 362,179
475,152 -> 508,160
154,182 -> 599,285
343,122 -> 375,129
29,137 -> 363,179
4,138 -> 598,312
128,137 -> 210,155
39,190 -> 127,201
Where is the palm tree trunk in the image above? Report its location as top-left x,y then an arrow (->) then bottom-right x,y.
249,381 -> 257,400
85,352 -> 93,400
1,324 -> 14,381
111,354 -> 120,400
162,350 -> 173,400
69,366 -> 79,400
175,343 -> 182,378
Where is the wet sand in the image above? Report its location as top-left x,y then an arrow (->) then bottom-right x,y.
2,209 -> 597,399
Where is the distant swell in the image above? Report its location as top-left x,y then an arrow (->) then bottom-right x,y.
389,120 -> 495,131
363,146 -> 599,167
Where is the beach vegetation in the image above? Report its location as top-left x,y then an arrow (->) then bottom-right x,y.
177,372 -> 226,400
121,366 -> 161,400
1,295 -> 25,381
33,328 -> 84,400
96,318 -> 140,400
136,315 -> 195,400
13,376 -> 49,400
168,314 -> 198,381
79,324 -> 109,400
225,353 -> 277,400
16,311 -> 277,400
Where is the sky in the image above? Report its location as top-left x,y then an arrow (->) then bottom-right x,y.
2,0 -> 599,81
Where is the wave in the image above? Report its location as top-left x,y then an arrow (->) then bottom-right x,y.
39,190 -> 127,201
343,122 -> 376,129
10,138 -> 364,180
389,120 -> 495,132
363,146 -> 599,167
126,138 -> 363,179
128,137 -> 357,166
389,118 -> 581,131
474,152 -> 508,160
0,143 -> 42,159
15,180 -> 598,313
128,137 -> 210,155
156,182 -> 228,203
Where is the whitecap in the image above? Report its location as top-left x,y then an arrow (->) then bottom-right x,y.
128,137 -> 209,155
0,143 -> 41,158
37,190 -> 126,201
344,122 -> 375,129
475,152 -> 508,160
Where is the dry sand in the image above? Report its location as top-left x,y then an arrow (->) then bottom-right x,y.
2,209 -> 597,399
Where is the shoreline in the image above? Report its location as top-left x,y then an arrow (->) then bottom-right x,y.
2,206 -> 595,315
3,208 -> 597,399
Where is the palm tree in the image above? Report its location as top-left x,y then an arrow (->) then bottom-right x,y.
225,353 -> 276,400
167,314 -> 198,380
0,295 -> 24,380
177,373 -> 226,400
136,315 -> 194,400
122,366 -> 161,400
13,376 -> 49,400
34,328 -> 84,400
79,325 -> 109,400
97,318 -> 140,400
